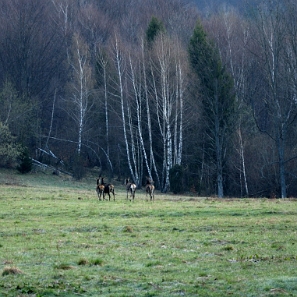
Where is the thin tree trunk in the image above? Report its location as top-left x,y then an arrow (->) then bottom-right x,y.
102,60 -> 110,158
46,89 -> 57,149
114,37 -> 137,183
278,132 -> 287,198
214,88 -> 224,198
177,60 -> 183,165
141,40 -> 160,186
237,126 -> 249,197
129,55 -> 151,185
126,99 -> 139,183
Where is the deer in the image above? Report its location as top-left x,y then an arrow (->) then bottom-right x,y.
145,177 -> 155,201
125,178 -> 137,201
96,177 -> 105,201
96,176 -> 115,201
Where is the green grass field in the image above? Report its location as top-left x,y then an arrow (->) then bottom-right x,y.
1,169 -> 297,296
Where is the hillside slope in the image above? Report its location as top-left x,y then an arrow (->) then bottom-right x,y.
193,0 -> 258,12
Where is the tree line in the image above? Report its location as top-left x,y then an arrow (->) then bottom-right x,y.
1,0 -> 297,198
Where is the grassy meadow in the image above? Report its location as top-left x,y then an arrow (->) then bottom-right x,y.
0,169 -> 297,296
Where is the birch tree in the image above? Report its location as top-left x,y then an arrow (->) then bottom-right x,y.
96,50 -> 111,160
141,39 -> 160,186
128,54 -> 152,183
66,33 -> 93,156
113,36 -> 140,185
149,34 -> 186,192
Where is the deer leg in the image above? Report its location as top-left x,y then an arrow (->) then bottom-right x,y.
96,187 -> 101,201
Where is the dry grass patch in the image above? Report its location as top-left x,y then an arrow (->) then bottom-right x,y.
2,266 -> 23,276
54,263 -> 75,270
78,258 -> 89,266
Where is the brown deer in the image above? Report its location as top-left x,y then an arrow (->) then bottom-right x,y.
125,178 -> 137,201
96,176 -> 115,201
96,177 -> 105,201
145,177 -> 155,201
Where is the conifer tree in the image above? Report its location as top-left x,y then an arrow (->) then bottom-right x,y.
189,22 -> 236,198
146,16 -> 165,45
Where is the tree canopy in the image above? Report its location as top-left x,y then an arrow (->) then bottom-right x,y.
1,0 -> 297,198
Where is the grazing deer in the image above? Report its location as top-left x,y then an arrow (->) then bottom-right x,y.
145,177 -> 155,201
96,176 -> 115,201
125,178 -> 137,201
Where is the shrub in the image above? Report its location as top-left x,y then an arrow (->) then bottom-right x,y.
17,147 -> 32,174
0,122 -> 22,168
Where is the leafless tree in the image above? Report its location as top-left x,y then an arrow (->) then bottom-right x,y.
65,33 -> 94,155
249,0 -> 297,198
149,34 -> 188,192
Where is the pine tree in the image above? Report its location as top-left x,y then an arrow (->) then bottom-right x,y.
189,22 -> 236,198
146,16 -> 165,45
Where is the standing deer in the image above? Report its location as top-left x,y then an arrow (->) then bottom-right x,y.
96,176 -> 115,201
125,178 -> 137,201
145,177 -> 155,201
96,177 -> 105,201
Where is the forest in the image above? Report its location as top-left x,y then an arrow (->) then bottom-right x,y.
1,0 -> 297,198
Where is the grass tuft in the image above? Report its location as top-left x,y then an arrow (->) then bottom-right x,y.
222,245 -> 234,251
2,266 -> 23,276
55,263 -> 75,270
123,225 -> 133,233
78,258 -> 89,266
90,258 -> 104,266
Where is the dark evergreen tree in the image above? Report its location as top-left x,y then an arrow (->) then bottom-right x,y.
146,16 -> 165,45
189,22 -> 236,198
17,148 -> 32,174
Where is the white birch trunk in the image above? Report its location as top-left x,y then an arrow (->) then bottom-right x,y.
129,55 -> 151,184
149,35 -> 187,191
46,89 -> 57,149
158,36 -> 172,192
237,127 -> 249,197
66,34 -> 92,156
102,59 -> 110,158
114,37 -> 137,183
76,38 -> 86,155
141,40 -> 160,185
176,59 -> 183,165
